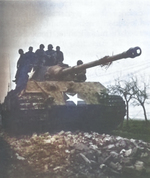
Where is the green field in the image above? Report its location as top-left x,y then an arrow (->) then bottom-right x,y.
112,119 -> 150,143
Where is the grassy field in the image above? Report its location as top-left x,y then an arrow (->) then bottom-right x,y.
112,119 -> 150,143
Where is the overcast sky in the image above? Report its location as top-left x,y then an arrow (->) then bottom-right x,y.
0,0 -> 150,117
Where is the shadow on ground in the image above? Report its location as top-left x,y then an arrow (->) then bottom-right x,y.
0,135 -> 37,178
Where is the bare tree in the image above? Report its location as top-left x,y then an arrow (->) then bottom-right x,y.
131,76 -> 150,122
108,78 -> 137,126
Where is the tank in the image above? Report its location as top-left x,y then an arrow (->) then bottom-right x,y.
1,47 -> 141,135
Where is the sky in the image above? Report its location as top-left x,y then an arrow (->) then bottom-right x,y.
0,0 -> 150,118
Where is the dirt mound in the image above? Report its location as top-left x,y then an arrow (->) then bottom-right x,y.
1,130 -> 150,178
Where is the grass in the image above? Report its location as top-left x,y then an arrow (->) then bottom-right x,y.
112,120 -> 150,178
112,119 -> 150,143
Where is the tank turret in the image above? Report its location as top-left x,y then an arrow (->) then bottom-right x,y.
31,46 -> 141,81
2,47 -> 142,135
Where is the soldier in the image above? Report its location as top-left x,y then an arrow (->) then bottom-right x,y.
55,46 -> 64,64
13,49 -> 31,91
25,46 -> 37,72
13,49 -> 26,84
45,44 -> 56,66
74,60 -> 87,82
35,44 -> 46,66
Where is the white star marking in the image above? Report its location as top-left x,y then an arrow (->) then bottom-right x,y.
28,68 -> 35,79
66,94 -> 84,105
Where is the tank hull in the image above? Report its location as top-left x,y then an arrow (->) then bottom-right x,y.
1,81 -> 125,135
2,103 -> 125,135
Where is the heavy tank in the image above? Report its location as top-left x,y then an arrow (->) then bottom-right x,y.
1,47 -> 141,135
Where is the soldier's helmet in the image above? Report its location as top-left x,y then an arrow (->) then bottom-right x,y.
40,44 -> 45,49
48,44 -> 53,49
18,49 -> 24,54
29,46 -> 33,51
56,46 -> 60,51
77,60 -> 83,65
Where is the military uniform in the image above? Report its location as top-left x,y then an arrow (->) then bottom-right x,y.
25,50 -> 37,72
74,60 -> 87,82
54,46 -> 64,64
45,44 -> 56,66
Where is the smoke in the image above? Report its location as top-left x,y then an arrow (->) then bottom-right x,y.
0,1 -> 54,101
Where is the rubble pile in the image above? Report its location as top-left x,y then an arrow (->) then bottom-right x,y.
4,131 -> 150,177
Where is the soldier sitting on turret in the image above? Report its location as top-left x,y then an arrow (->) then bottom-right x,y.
55,46 -> 64,64
25,46 -> 37,72
45,44 -> 56,66
74,60 -> 87,82
35,44 -> 47,66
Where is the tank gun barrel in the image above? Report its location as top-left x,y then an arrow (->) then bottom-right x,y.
61,46 -> 142,75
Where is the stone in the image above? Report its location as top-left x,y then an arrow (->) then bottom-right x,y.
120,149 -> 126,155
73,142 -> 89,151
2,130 -> 150,178
89,144 -> 98,150
43,138 -> 51,144
79,153 -> 91,164
131,147 -> 138,157
16,153 -> 25,160
110,151 -> 119,159
124,148 -> 132,157
58,130 -> 65,135
107,144 -> 115,149
65,149 -> 70,153
120,157 -> 132,165
53,166 -> 63,171
109,162 -> 122,171
141,152 -> 148,157
134,161 -> 144,171
99,164 -> 106,169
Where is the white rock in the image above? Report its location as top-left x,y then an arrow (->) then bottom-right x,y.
89,144 -> 98,150
110,151 -> 119,158
65,149 -> 70,153
124,149 -> 132,157
44,139 -> 51,144
107,144 -> 115,149
80,153 -> 91,164
141,152 -> 148,157
84,132 -> 92,138
119,140 -> 126,147
58,130 -> 65,135
100,164 -> 106,169
16,153 -> 25,160
120,149 -> 126,154
53,166 -> 63,171
74,142 -> 89,151
103,136 -> 111,142
134,161 -> 144,171
116,136 -> 123,140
